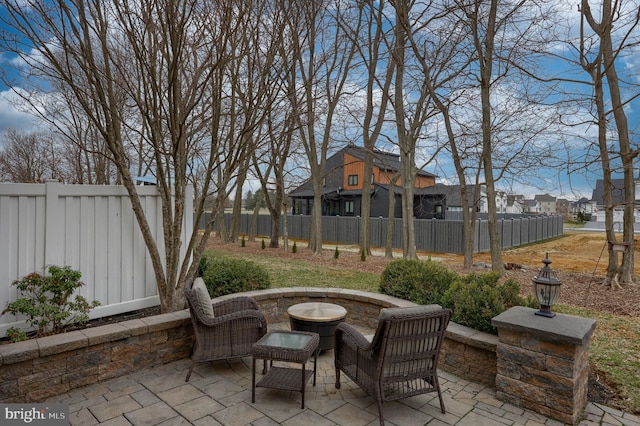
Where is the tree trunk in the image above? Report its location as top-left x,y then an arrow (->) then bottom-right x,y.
479,0 -> 504,273
385,177 -> 398,259
598,0 -> 636,285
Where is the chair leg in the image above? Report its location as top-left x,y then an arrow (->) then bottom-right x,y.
377,399 -> 385,426
434,375 -> 446,414
185,360 -> 195,382
335,367 -> 341,389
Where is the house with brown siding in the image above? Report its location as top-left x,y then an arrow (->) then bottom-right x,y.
289,145 -> 439,218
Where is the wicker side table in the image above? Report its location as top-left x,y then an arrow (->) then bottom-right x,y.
251,330 -> 319,409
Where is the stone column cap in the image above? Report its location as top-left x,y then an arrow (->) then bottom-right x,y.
492,306 -> 596,346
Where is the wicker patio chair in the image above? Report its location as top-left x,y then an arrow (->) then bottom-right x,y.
184,277 -> 267,382
334,305 -> 451,426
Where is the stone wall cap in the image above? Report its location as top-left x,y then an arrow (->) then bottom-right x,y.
492,306 -> 596,346
0,338 -> 39,364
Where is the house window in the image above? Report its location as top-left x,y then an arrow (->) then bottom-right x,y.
345,201 -> 354,216
348,175 -> 358,186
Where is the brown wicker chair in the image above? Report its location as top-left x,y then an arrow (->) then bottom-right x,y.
334,305 -> 451,426
184,278 -> 267,382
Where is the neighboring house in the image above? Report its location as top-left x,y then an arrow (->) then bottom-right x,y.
289,145 -> 438,218
522,199 -> 540,214
420,184 -> 488,218
505,194 -> 525,214
556,198 -> 571,218
590,178 -> 640,223
572,197 -> 597,216
534,194 -> 557,214
496,191 -> 508,213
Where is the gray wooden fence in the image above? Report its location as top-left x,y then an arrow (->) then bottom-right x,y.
199,213 -> 563,253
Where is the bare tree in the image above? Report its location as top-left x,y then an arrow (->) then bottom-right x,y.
0,129 -> 60,182
448,0 -> 560,272
284,0 -> 361,254
347,0 -> 396,258
580,0 -> 639,287
0,0 -> 254,312
389,0 -> 443,259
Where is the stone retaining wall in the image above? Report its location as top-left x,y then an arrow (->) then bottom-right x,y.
0,311 -> 193,402
0,288 -> 498,402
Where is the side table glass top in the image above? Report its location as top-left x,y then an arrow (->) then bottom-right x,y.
259,331 -> 313,349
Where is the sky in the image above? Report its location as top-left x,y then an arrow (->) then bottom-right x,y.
0,1 -> 638,201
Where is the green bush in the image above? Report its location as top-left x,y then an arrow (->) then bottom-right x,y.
379,259 -> 457,305
197,255 -> 211,277
201,256 -> 271,298
441,272 -> 536,334
1,266 -> 100,340
292,241 -> 297,253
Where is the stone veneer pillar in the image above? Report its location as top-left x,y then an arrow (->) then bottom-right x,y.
491,306 -> 596,425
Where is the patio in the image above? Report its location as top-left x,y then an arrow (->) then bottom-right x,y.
47,324 -> 635,426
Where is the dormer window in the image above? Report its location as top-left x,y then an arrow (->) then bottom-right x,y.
348,175 -> 358,186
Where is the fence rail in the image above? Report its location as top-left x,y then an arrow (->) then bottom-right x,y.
0,180 -> 193,334
202,213 -> 563,253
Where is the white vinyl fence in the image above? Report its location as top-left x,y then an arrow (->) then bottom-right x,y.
0,180 -> 193,335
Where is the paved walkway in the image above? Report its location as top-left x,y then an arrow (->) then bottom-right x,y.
47,326 -> 639,426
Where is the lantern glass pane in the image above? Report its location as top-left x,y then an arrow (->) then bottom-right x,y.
534,282 -> 560,306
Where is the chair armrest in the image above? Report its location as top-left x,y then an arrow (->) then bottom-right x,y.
335,322 -> 375,352
198,308 -> 267,329
212,296 -> 260,316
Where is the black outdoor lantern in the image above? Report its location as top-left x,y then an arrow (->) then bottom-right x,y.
531,253 -> 562,318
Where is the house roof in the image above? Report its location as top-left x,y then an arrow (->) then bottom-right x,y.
534,194 -> 556,202
416,184 -> 485,207
590,179 -> 628,205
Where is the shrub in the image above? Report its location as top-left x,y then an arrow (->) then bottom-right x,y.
5,327 -> 28,343
334,247 -> 340,259
241,236 -> 246,247
197,255 -> 211,277
440,272 -> 536,334
292,241 -> 297,253
201,257 -> 271,298
261,239 -> 266,249
379,259 -> 458,305
2,266 -> 100,339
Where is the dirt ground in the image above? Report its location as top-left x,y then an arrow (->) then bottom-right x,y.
208,231 -> 640,317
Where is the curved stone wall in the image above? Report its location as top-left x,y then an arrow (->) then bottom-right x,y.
0,287 -> 498,402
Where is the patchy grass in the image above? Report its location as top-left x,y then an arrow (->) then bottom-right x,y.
555,304 -> 640,413
206,249 -> 380,292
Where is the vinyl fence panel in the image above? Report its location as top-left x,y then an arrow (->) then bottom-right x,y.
0,180 -> 193,335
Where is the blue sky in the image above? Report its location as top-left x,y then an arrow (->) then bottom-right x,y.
0,0 -> 638,201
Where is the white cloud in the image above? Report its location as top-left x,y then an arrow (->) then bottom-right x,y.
0,89 -> 41,135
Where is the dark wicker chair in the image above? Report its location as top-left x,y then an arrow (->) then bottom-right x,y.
184,278 -> 267,382
334,305 -> 451,426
